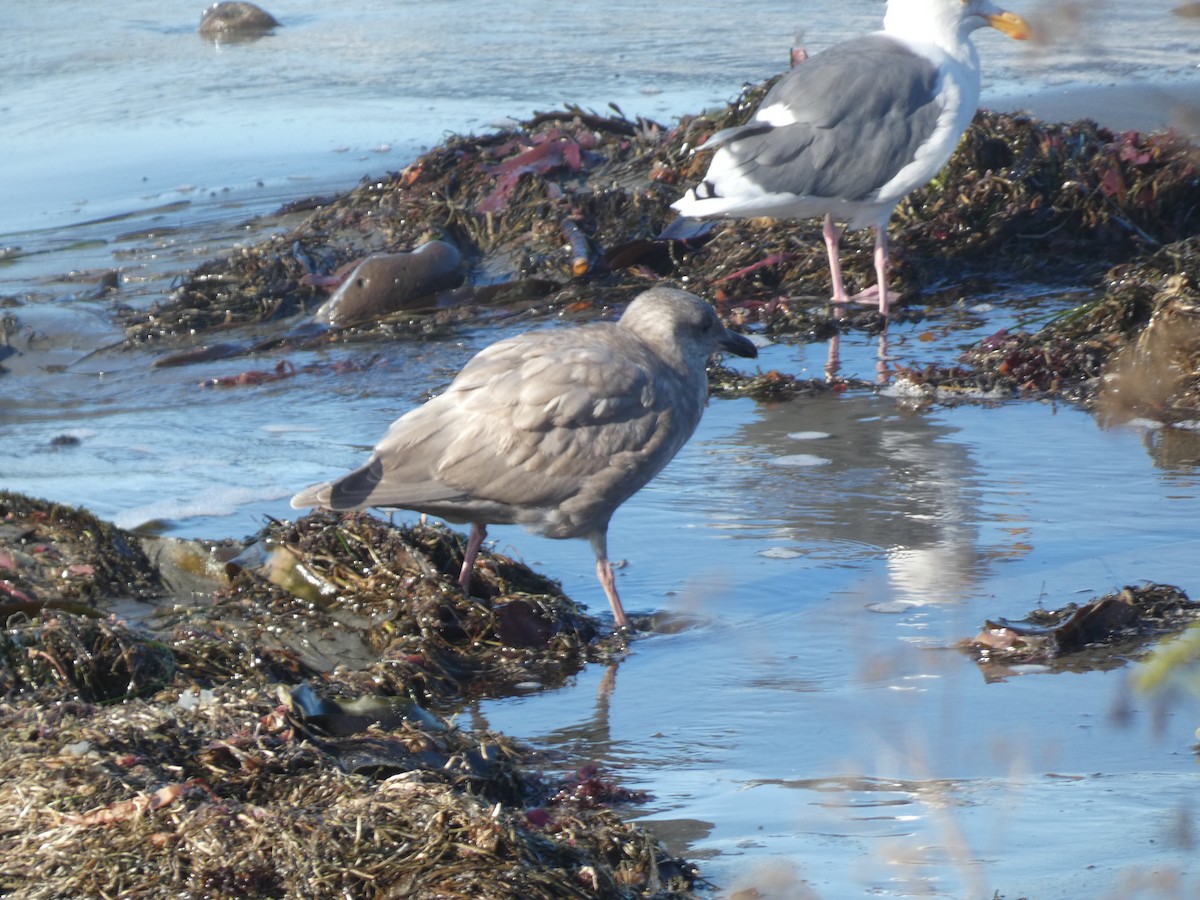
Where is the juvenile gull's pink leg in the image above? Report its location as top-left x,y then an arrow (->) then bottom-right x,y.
591,533 -> 630,630
458,522 -> 487,592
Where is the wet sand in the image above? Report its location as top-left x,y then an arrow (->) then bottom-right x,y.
997,79 -> 1200,134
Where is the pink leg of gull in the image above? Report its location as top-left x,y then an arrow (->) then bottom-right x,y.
591,533 -> 630,630
822,213 -> 850,317
842,228 -> 892,314
457,522 -> 487,593
872,228 -> 891,315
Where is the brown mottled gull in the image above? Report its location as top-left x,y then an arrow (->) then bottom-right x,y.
291,287 -> 757,629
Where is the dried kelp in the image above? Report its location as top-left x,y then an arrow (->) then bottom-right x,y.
0,681 -> 694,899
103,82 -> 1200,420
899,114 -> 1200,265
0,490 -> 161,615
961,583 -> 1200,676
903,235 -> 1200,407
0,494 -> 693,898
223,511 -> 616,703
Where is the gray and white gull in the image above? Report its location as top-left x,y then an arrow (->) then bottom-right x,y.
672,0 -> 1029,315
291,287 -> 757,630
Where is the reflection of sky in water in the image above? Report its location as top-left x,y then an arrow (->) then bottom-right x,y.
473,382 -> 1200,896
677,391 -> 989,608
687,389 -> 1200,610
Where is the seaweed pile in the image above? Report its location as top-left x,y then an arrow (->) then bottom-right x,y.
0,490 -> 162,616
899,235 -> 1200,409
1,494 -> 695,899
960,583 -> 1200,680
112,86 -> 1200,417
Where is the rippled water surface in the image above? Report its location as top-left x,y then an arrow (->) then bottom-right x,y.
4,2 -> 1200,897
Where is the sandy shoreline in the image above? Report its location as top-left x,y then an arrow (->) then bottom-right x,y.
995,78 -> 1200,134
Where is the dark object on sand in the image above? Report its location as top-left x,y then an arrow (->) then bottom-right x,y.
962,583 -> 1200,670
198,2 -> 279,41
312,241 -> 464,326
292,287 -> 757,630
672,0 -> 1029,314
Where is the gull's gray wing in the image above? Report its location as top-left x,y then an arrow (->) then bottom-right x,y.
703,34 -> 943,202
322,323 -> 700,538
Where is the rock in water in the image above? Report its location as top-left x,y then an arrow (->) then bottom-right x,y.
199,2 -> 279,41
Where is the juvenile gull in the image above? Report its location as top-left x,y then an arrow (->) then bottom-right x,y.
672,0 -> 1030,314
291,287 -> 757,630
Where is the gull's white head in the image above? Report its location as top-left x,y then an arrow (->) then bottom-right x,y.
884,0 -> 1030,50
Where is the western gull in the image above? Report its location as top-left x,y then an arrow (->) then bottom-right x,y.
291,287 -> 758,630
672,0 -> 1030,314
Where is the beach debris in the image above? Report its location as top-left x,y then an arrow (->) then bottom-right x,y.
960,583 -> 1200,674
106,77 -> 1200,419
560,218 -> 593,277
0,662 -> 694,896
1097,273 -> 1200,423
898,115 -> 1200,264
138,535 -> 240,599
284,682 -> 446,736
0,490 -> 161,613
226,510 -> 617,693
476,130 -> 588,215
312,240 -> 464,326
895,234 -> 1200,412
0,613 -> 178,700
905,326 -> 1111,397
127,101 -> 1195,313
224,537 -> 339,605
200,358 -> 297,388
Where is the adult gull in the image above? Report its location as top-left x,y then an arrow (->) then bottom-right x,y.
291,287 -> 757,630
672,0 -> 1030,314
